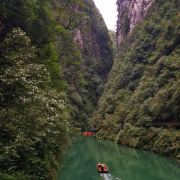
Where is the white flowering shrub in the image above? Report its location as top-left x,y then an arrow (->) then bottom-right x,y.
0,28 -> 70,179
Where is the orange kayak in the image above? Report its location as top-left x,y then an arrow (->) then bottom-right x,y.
83,132 -> 95,136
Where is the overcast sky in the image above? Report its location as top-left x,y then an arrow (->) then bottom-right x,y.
93,0 -> 117,31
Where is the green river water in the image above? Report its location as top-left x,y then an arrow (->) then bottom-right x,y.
58,137 -> 180,180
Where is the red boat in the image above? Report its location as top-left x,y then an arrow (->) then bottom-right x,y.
97,163 -> 109,173
83,132 -> 95,136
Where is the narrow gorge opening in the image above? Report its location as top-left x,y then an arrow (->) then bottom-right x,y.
93,0 -> 117,31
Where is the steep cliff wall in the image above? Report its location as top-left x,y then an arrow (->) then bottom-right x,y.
65,0 -> 113,127
116,0 -> 154,47
92,0 -> 180,158
49,0 -> 113,128
74,0 -> 113,84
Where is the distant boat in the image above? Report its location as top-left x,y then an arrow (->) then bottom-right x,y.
97,163 -> 109,173
82,132 -> 95,136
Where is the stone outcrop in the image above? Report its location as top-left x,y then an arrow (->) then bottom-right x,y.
116,0 -> 155,47
73,29 -> 84,49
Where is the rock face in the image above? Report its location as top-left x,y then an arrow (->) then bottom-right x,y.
71,0 -> 113,127
59,0 -> 113,127
116,0 -> 154,47
73,29 -> 83,49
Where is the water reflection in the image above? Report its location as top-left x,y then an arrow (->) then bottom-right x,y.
58,137 -> 180,180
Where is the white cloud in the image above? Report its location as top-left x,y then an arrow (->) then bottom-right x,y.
93,0 -> 117,31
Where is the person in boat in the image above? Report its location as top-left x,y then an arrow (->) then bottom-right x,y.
101,165 -> 104,171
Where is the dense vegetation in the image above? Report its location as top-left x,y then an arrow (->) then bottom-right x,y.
109,30 -> 117,53
0,28 -> 70,179
92,0 -> 180,159
0,1 -> 70,179
0,0 -> 113,179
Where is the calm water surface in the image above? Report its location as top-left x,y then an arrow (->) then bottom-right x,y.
58,137 -> 180,180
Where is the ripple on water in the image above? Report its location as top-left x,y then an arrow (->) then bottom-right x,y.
100,173 -> 122,180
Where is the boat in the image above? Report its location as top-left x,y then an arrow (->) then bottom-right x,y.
97,163 -> 109,173
83,132 -> 95,136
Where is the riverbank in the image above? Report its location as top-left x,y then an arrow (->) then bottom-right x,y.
96,124 -> 180,160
